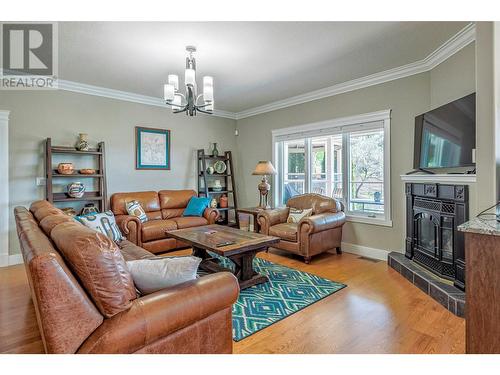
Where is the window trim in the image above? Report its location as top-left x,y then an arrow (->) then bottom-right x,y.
271,110 -> 392,227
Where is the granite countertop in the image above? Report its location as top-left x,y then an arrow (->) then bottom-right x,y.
458,216 -> 500,236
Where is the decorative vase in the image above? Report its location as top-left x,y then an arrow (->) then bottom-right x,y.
210,198 -> 218,208
213,180 -> 223,192
211,142 -> 219,157
57,163 -> 74,175
206,166 -> 215,175
76,133 -> 89,151
67,182 -> 85,198
81,203 -> 98,216
219,194 -> 228,208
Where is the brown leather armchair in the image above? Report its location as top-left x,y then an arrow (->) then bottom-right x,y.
111,190 -> 219,254
257,193 -> 345,263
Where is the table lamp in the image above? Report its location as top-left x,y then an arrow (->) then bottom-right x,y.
252,161 -> 277,209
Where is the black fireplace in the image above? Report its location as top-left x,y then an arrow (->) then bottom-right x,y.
405,183 -> 468,290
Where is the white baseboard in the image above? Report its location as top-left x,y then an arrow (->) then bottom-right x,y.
0,253 -> 23,268
340,242 -> 390,261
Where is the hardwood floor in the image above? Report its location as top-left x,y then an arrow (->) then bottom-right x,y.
0,249 -> 465,354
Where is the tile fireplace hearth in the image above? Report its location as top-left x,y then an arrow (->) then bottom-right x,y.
388,252 -> 465,317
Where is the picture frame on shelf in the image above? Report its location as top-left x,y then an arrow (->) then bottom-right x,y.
135,126 -> 171,170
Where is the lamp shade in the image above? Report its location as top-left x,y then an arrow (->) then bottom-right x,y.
168,74 -> 179,90
252,161 -> 277,176
164,84 -> 175,101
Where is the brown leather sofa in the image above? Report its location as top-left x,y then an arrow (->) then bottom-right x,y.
111,190 -> 218,254
14,200 -> 239,354
257,193 -> 346,263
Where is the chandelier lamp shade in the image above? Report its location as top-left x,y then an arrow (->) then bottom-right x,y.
163,46 -> 214,116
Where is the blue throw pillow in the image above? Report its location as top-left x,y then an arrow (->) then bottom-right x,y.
183,197 -> 211,217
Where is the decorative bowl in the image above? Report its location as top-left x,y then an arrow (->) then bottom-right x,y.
57,163 -> 74,175
79,168 -> 96,175
67,182 -> 85,198
213,160 -> 227,174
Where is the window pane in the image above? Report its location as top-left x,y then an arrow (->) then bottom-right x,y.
311,137 -> 327,196
283,139 -> 305,204
331,135 -> 343,200
348,129 -> 384,215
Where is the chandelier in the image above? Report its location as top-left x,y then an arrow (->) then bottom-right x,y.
163,46 -> 214,116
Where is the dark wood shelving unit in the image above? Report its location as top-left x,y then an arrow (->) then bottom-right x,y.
197,149 -> 239,228
45,138 -> 108,212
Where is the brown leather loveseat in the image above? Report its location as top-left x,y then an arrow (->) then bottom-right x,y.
257,193 -> 346,263
111,190 -> 218,254
15,200 -> 239,354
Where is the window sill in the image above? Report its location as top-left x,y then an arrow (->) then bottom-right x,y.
346,215 -> 393,227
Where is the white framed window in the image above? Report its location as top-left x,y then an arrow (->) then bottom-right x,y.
272,110 -> 392,227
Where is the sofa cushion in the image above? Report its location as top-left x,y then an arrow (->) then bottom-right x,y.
171,216 -> 209,229
159,190 -> 196,209
29,200 -> 52,213
287,193 -> 339,215
269,222 -> 298,242
39,214 -> 76,236
141,219 -> 178,242
159,190 -> 196,219
126,256 -> 202,294
117,240 -> 155,261
50,221 -> 137,318
33,206 -> 64,222
111,191 -> 160,215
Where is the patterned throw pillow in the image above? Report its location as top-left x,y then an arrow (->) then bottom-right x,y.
76,211 -> 125,242
126,200 -> 148,223
287,208 -> 313,223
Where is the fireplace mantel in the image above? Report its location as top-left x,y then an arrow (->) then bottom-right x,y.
400,174 -> 476,184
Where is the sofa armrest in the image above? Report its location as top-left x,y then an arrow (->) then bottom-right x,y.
299,211 -> 346,235
115,215 -> 142,246
257,207 -> 289,234
77,272 -> 239,354
203,207 -> 219,224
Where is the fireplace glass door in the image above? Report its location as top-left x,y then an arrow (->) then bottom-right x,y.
414,212 -> 439,258
441,216 -> 454,262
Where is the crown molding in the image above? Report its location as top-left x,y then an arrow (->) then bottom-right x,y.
235,23 -> 476,120
54,23 -> 475,122
57,80 -> 238,120
271,109 -> 391,137
0,110 -> 10,121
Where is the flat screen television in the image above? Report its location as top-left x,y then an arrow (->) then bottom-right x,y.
414,93 -> 476,170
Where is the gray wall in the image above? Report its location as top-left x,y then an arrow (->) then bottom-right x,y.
1,90 -> 236,255
235,45 -> 476,253
430,43 -> 476,109
475,22 -> 497,212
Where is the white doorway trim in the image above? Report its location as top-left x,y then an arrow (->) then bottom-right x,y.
0,110 -> 10,267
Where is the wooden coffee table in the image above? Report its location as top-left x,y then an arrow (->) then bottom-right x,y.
166,224 -> 279,289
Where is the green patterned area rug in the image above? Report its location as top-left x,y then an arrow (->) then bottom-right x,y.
205,254 -> 346,341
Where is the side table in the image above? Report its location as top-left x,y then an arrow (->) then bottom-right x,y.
237,207 -> 270,233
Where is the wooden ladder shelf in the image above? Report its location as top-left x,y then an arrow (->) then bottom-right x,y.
197,149 -> 239,228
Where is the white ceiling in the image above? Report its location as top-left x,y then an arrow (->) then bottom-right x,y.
58,22 -> 469,113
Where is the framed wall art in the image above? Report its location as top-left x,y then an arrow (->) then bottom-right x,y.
135,126 -> 171,170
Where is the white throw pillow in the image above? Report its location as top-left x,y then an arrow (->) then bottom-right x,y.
126,256 -> 202,294
287,208 -> 313,223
